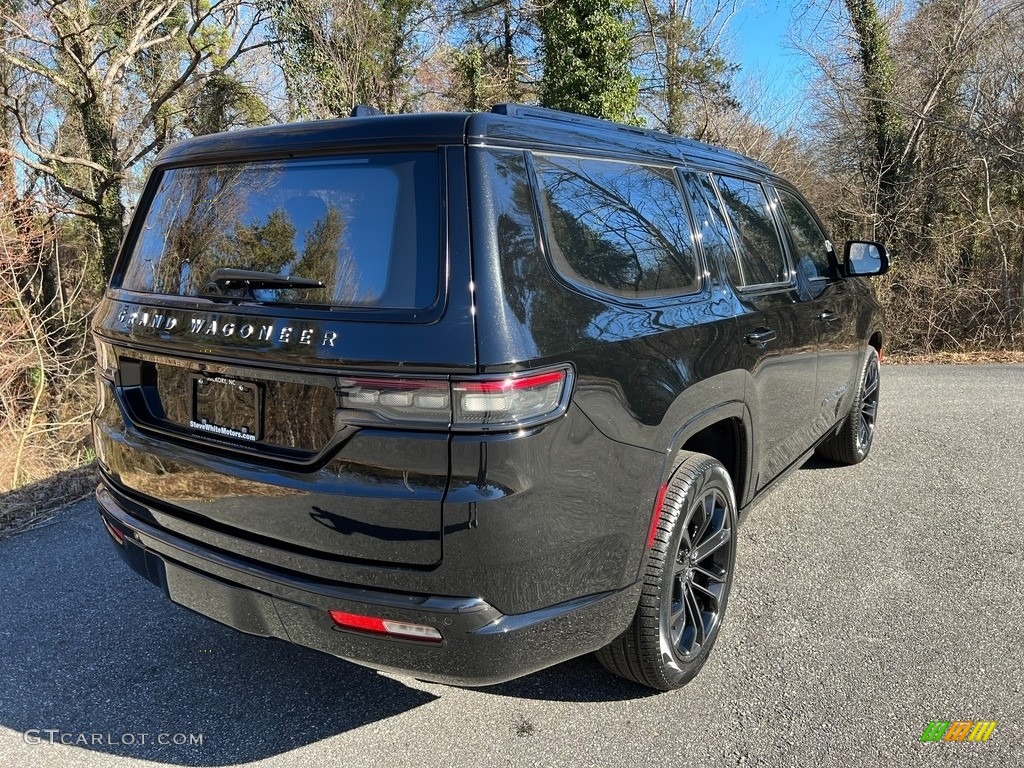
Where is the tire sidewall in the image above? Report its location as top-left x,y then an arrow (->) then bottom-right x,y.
652,458 -> 738,688
850,347 -> 880,461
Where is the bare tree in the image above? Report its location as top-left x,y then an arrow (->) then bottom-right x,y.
799,0 -> 1024,351
634,0 -> 740,137
0,0 -> 273,286
273,0 -> 433,118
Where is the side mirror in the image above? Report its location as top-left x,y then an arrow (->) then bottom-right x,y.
844,241 -> 890,277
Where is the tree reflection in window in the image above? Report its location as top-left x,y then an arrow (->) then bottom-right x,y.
534,155 -> 698,299
123,154 -> 438,310
777,189 -> 832,282
712,176 -> 789,287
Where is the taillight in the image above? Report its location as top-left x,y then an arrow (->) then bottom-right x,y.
452,369 -> 569,429
337,377 -> 451,426
336,367 -> 573,432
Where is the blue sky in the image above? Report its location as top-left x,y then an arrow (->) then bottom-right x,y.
730,1 -> 815,123
734,3 -> 792,71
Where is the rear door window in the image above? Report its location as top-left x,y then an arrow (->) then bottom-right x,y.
776,188 -> 833,282
533,154 -> 699,299
712,175 -> 791,288
118,152 -> 440,310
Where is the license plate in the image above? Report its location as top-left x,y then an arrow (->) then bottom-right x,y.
191,375 -> 262,442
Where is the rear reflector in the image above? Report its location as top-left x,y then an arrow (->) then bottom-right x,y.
328,610 -> 443,643
101,516 -> 126,545
336,367 -> 573,432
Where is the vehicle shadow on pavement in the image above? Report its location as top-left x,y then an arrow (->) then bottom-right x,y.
477,654 -> 656,702
0,503 -> 438,766
1,503 -> 652,765
798,456 -> 837,471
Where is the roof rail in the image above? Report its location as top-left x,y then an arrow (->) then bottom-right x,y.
350,105 -> 383,118
490,104 -> 647,135
489,103 -> 772,172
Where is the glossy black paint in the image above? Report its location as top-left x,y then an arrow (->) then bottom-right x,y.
97,484 -> 642,686
92,106 -> 886,684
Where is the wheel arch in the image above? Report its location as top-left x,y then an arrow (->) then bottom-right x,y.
869,330 -> 884,356
663,402 -> 754,515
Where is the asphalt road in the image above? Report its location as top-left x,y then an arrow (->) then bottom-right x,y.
1,364 -> 1021,768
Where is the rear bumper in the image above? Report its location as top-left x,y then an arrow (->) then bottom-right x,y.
97,483 -> 642,686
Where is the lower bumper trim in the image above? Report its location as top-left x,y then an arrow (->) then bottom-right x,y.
96,485 -> 642,686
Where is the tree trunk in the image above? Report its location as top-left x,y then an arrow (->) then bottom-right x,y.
78,95 -> 125,287
93,183 -> 126,288
501,0 -> 521,102
664,0 -> 683,135
844,0 -> 906,241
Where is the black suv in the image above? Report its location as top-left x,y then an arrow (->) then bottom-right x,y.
92,105 -> 888,691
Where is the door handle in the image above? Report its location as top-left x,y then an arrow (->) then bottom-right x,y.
818,310 -> 839,323
745,328 -> 777,347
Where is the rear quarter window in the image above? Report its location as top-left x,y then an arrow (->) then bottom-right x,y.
532,154 -> 699,300
118,152 -> 440,310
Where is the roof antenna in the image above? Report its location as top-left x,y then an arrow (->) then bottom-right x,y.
350,105 -> 383,118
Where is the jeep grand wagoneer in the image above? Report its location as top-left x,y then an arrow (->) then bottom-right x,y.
93,105 -> 888,690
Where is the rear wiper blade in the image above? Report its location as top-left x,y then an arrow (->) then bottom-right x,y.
206,268 -> 323,291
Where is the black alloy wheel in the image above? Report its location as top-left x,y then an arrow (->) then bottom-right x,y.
667,481 -> 733,663
595,453 -> 738,691
817,346 -> 881,465
856,354 -> 880,454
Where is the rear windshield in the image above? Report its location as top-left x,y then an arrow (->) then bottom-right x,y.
118,152 -> 440,310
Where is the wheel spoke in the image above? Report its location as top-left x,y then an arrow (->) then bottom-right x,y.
672,558 -> 688,578
862,398 -> 878,421
691,525 -> 731,563
669,595 -> 686,627
691,494 -> 714,543
864,372 -> 878,397
683,583 -> 705,648
678,498 -> 702,549
690,578 -> 723,609
692,561 -> 727,583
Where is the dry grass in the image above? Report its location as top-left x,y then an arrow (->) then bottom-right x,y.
878,263 -> 1023,355
886,350 -> 1024,365
1,194 -> 96,494
0,463 -> 97,540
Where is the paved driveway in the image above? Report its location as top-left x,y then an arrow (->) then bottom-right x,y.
1,364 -> 1021,767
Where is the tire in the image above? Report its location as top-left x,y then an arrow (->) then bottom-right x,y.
595,452 -> 738,691
817,347 -> 880,465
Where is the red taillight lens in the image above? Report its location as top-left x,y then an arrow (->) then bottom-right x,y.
335,367 -> 573,432
328,610 -> 443,643
453,369 -> 570,430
